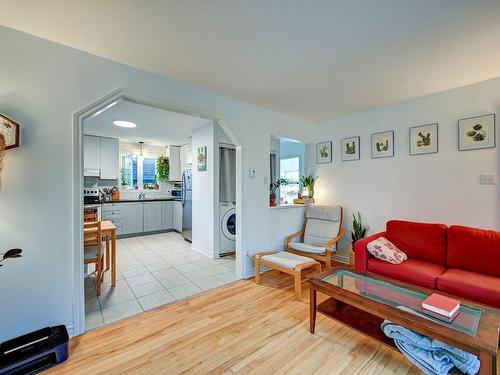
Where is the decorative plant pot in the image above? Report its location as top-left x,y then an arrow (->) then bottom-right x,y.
269,194 -> 276,207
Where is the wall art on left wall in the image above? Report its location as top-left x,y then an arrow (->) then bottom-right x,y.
458,114 -> 495,151
0,114 -> 21,150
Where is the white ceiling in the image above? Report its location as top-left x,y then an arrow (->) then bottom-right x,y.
2,1 -> 500,122
84,100 -> 210,145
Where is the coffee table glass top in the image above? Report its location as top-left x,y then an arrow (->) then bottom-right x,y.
322,269 -> 483,336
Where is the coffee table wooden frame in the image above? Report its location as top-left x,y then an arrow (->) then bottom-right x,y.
308,266 -> 499,375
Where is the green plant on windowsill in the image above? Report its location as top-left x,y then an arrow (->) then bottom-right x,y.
156,155 -> 170,182
299,175 -> 317,198
269,178 -> 289,206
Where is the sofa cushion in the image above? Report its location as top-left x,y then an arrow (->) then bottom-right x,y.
437,269 -> 500,308
367,258 -> 446,289
386,220 -> 447,266
447,225 -> 500,277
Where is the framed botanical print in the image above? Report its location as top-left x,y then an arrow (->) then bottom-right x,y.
197,146 -> 207,171
0,114 -> 21,150
341,136 -> 360,161
409,123 -> 438,155
458,114 -> 495,151
371,130 -> 394,158
316,141 -> 332,164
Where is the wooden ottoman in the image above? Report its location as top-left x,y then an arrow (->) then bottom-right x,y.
254,251 -> 321,300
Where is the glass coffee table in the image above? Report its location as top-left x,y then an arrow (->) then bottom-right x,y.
308,267 -> 500,375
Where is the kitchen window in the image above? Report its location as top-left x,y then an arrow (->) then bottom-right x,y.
280,157 -> 300,204
121,155 -> 159,190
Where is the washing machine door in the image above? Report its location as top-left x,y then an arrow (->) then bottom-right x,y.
221,208 -> 236,241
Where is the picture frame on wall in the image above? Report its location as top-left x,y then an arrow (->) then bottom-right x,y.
371,130 -> 394,158
409,123 -> 438,156
341,136 -> 360,161
316,141 -> 332,164
458,114 -> 496,151
197,146 -> 207,171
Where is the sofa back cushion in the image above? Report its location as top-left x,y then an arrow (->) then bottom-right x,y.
447,225 -> 500,277
385,220 -> 447,266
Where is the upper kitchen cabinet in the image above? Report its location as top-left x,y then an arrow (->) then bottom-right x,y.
83,135 -> 101,176
168,145 -> 181,181
180,143 -> 192,172
100,137 -> 119,179
83,135 -> 119,179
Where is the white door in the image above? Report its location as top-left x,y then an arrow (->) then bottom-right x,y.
124,203 -> 144,234
144,202 -> 163,232
100,137 -> 119,179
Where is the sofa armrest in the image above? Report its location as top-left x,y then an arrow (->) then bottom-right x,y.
354,231 -> 386,273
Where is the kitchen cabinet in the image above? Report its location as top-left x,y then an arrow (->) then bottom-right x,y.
100,137 -> 119,179
162,201 -> 173,230
173,201 -> 183,232
83,135 -> 101,175
168,145 -> 181,181
102,202 -> 124,235
123,202 -> 144,235
144,202 -> 163,232
180,144 -> 192,172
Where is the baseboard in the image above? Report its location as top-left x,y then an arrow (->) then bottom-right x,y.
191,244 -> 213,259
66,324 -> 74,338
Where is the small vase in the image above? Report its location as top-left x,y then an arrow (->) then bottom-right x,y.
269,194 -> 276,207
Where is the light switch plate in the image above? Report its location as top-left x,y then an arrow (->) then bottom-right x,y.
479,173 -> 496,185
249,168 -> 256,178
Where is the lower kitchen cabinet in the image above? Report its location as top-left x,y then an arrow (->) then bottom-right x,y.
123,202 -> 144,235
162,201 -> 173,230
173,201 -> 183,233
144,202 -> 163,232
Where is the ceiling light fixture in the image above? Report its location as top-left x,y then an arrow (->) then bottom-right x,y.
113,120 -> 137,128
139,141 -> 144,156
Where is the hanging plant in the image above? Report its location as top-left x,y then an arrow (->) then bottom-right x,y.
156,155 -> 170,182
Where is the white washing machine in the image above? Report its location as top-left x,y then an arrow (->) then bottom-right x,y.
219,202 -> 236,256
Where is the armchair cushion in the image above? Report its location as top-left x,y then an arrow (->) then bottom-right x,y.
288,242 -> 325,254
304,205 -> 341,246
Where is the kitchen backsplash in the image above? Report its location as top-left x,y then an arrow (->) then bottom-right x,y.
84,176 -> 176,199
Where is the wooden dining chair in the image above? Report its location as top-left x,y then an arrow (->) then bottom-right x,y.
84,221 -> 105,296
285,205 -> 345,270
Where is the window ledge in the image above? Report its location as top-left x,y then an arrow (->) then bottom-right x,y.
268,204 -> 306,210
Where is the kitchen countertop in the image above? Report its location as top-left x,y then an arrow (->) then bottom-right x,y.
101,197 -> 181,204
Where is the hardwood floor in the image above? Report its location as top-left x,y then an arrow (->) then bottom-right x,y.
47,270 -> 422,374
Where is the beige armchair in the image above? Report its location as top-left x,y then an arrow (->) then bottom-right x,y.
285,205 -> 344,270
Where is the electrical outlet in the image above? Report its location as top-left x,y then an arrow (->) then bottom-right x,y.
479,173 -> 496,185
249,168 -> 256,179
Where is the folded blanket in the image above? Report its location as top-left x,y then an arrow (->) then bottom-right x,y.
381,320 -> 480,375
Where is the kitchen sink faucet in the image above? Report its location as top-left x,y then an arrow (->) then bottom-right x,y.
138,192 -> 146,200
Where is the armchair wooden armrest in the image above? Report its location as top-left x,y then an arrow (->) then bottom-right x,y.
325,227 -> 345,252
285,229 -> 305,248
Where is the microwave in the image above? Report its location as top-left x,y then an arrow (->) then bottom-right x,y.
171,189 -> 182,198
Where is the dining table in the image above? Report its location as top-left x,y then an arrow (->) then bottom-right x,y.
84,220 -> 117,286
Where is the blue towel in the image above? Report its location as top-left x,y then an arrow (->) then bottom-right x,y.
381,320 -> 480,375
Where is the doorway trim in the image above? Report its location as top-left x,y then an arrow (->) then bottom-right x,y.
73,89 -> 244,336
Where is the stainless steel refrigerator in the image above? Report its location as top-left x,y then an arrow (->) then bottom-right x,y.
181,168 -> 192,242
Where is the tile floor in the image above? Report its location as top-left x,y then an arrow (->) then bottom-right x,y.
85,232 -> 237,330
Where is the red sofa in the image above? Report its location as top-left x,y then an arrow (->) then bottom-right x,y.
354,220 -> 500,308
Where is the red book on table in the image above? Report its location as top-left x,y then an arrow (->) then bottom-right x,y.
421,293 -> 460,318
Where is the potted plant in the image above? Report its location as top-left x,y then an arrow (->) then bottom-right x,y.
269,178 -> 289,206
300,175 -> 317,201
156,155 -> 170,183
350,212 -> 367,265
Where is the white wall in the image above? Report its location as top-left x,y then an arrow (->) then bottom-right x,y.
191,121 -> 216,257
0,26 -> 314,341
308,77 -> 500,259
